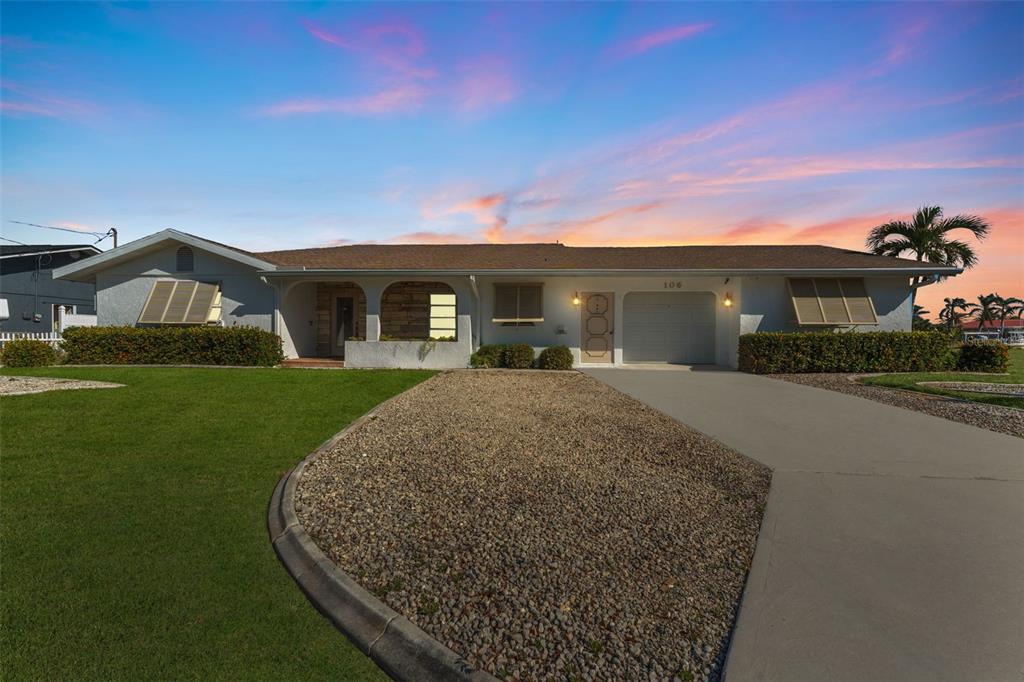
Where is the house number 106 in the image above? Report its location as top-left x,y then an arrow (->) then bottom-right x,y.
663,281 -> 683,289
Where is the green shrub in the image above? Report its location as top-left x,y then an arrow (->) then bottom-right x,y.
503,344 -> 535,369
61,326 -> 284,366
738,331 -> 956,374
1,339 -> 59,367
538,345 -> 574,370
956,340 -> 1009,373
470,344 -> 507,368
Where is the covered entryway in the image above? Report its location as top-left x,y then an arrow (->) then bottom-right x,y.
622,291 -> 715,364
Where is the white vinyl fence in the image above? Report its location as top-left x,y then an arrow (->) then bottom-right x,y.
59,313 -> 97,332
0,332 -> 63,348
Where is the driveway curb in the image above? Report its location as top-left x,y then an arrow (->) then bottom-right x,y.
267,380 -> 497,682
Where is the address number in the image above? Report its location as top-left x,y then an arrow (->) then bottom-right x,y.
663,281 -> 683,289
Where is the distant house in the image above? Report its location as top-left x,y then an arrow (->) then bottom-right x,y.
52,229 -> 961,369
960,318 -> 1024,332
0,244 -> 101,333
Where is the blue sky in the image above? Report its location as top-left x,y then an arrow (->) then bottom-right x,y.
1,1 -> 1022,312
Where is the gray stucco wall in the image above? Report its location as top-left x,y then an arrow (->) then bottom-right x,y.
1,252 -> 97,332
95,244 -> 274,330
475,274 -> 741,367
739,275 -> 912,334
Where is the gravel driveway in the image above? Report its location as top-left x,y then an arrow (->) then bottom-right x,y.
295,370 -> 770,682
769,374 -> 1024,438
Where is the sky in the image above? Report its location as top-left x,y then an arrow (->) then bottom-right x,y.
1,1 -> 1022,317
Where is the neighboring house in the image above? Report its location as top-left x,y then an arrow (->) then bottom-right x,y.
960,319 -> 1023,331
0,244 -> 101,333
52,229 -> 960,369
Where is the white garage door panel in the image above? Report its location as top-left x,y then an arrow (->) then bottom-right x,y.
623,292 -> 716,363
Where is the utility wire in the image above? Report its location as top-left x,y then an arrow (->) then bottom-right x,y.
0,235 -> 29,245
9,219 -> 108,238
9,220 -> 115,246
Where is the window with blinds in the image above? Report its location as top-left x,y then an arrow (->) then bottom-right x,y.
493,284 -> 543,323
429,293 -> 456,338
138,280 -> 223,325
787,277 -> 878,325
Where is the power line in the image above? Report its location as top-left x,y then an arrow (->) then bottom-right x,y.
9,220 -> 117,247
9,219 -> 107,238
0,235 -> 29,246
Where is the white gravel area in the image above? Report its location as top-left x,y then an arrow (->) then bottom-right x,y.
0,375 -> 123,396
769,373 -> 1024,438
917,381 -> 1024,397
296,371 -> 771,682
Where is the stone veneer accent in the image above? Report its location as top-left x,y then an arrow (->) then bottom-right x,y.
380,281 -> 456,340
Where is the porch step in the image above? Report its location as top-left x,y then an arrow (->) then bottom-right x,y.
281,358 -> 346,369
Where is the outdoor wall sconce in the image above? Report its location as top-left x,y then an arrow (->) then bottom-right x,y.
723,292 -> 734,307
572,292 -> 581,306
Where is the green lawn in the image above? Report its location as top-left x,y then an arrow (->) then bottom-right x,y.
1,367 -> 433,681
861,347 -> 1024,409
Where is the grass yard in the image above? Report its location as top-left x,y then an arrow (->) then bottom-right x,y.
861,347 -> 1024,409
1,366 -> 433,681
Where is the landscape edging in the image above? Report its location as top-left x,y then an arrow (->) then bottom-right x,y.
267,375 -> 498,682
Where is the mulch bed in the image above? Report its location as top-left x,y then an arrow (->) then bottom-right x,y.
295,370 -> 771,682
769,373 -> 1023,439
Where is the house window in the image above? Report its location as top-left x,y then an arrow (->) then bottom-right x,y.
787,277 -> 878,325
429,293 -> 456,339
176,246 -> 194,272
138,280 -> 222,325
493,283 -> 543,323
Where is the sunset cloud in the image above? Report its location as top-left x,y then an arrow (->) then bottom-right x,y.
611,23 -> 713,59
303,18 -> 438,80
259,84 -> 428,116
0,83 -> 100,120
453,57 -> 518,114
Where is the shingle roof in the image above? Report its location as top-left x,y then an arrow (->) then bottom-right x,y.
255,243 -> 953,272
0,244 -> 99,257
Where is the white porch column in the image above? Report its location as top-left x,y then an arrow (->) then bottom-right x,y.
361,281 -> 384,341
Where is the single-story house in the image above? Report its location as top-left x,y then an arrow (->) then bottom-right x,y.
52,229 -> 960,368
1,244 -> 101,333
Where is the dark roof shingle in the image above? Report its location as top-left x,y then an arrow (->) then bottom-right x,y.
254,243 -> 951,271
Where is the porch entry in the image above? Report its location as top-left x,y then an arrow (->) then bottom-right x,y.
333,296 -> 354,356
581,292 -> 614,363
315,283 -> 367,358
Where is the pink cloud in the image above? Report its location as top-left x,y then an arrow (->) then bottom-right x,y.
0,83 -> 100,120
303,18 -> 437,80
453,57 -> 517,114
612,22 -> 713,58
258,84 -> 428,116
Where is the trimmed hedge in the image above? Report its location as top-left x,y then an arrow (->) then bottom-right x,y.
1,339 -> 59,367
538,345 -> 574,370
470,344 -> 505,368
468,343 -> 539,369
738,331 -> 956,374
956,340 -> 1009,373
61,326 -> 284,366
503,344 -> 535,369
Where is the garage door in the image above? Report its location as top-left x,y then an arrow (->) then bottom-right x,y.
623,292 -> 716,364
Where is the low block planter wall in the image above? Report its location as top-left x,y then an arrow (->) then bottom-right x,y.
344,339 -> 471,369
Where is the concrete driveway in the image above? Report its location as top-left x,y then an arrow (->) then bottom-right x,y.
583,367 -> 1023,682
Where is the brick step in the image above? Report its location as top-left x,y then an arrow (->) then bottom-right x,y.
281,358 -> 346,369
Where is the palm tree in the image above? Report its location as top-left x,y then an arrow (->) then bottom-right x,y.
866,206 -> 990,287
938,297 -> 970,331
912,304 -> 933,330
993,295 -> 1024,336
967,293 -> 1001,332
